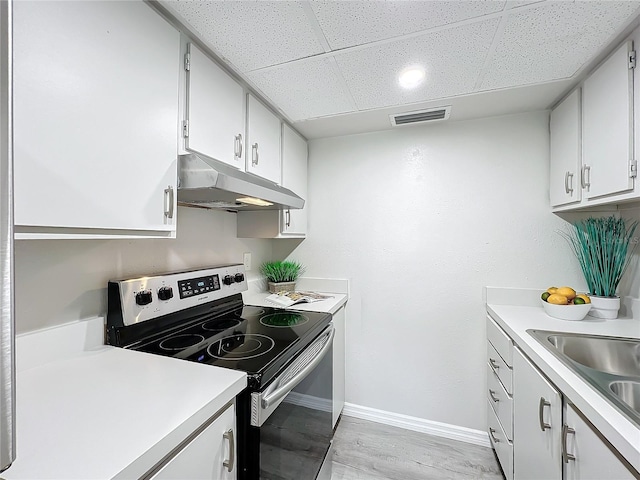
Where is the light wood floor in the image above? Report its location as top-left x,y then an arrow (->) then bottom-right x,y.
329,416 -> 505,480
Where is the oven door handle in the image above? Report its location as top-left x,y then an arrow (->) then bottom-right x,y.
262,324 -> 335,409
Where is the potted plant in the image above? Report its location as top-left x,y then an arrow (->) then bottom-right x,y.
562,216 -> 638,319
260,260 -> 305,293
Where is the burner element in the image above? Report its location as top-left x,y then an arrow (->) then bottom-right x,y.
202,318 -> 241,332
159,334 -> 205,351
208,334 -> 275,360
260,312 -> 309,327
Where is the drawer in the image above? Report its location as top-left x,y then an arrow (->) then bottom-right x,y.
487,399 -> 513,480
487,363 -> 513,440
487,341 -> 512,394
487,316 -> 513,367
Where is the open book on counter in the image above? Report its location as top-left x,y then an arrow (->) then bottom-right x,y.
265,291 -> 334,308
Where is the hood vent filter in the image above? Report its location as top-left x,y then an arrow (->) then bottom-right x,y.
390,106 -> 451,126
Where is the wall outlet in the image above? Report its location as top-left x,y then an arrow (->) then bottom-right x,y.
243,252 -> 252,271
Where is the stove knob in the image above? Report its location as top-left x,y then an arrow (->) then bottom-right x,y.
135,290 -> 153,306
222,275 -> 234,286
158,286 -> 173,301
234,273 -> 245,283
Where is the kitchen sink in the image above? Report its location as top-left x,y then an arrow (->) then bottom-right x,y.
528,330 -> 640,427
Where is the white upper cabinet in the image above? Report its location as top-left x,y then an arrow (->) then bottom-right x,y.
281,124 -> 308,236
184,43 -> 244,169
550,89 -> 581,207
13,0 -> 180,238
246,94 -> 281,184
582,41 -> 634,200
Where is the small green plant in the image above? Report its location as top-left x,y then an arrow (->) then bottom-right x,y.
561,216 -> 638,297
259,260 -> 305,283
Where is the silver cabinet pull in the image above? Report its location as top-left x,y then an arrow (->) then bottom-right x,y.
489,389 -> 499,403
489,358 -> 500,370
581,165 -> 591,188
562,424 -> 576,463
164,186 -> 174,219
252,143 -> 259,166
223,429 -> 235,472
539,397 -> 551,431
285,209 -> 291,228
489,427 -> 500,443
564,171 -> 574,195
235,134 -> 243,159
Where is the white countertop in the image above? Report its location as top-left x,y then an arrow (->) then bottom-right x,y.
486,293 -> 640,473
243,291 -> 348,315
4,317 -> 247,479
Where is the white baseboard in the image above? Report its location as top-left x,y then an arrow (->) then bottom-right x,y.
342,403 -> 491,448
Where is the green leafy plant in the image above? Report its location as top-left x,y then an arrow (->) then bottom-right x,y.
561,216 -> 638,297
259,260 -> 305,283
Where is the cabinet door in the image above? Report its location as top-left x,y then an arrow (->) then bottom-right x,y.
582,41 -> 634,199
185,43 -> 244,169
150,405 -> 236,480
332,307 -> 346,428
550,89 -> 582,207
13,0 -> 179,235
564,403 -> 637,480
281,124 -> 308,236
513,348 -> 562,480
246,94 -> 281,184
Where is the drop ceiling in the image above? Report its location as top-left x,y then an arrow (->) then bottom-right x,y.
160,0 -> 640,139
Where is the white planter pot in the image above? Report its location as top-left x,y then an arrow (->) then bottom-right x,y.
587,295 -> 620,319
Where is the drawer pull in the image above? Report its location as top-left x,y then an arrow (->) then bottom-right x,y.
489,427 -> 500,443
539,397 -> 551,431
562,424 -> 576,463
489,389 -> 500,403
489,358 -> 500,370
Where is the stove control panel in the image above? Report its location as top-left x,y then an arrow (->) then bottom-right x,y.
110,264 -> 247,326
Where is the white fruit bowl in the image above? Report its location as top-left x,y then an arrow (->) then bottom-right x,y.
541,299 -> 592,321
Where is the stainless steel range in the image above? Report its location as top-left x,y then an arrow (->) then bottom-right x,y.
106,264 -> 334,480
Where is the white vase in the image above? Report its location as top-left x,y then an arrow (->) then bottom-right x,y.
587,295 -> 620,319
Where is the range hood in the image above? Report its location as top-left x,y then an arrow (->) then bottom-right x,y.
178,153 -> 304,211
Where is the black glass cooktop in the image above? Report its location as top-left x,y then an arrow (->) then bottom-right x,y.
129,305 -> 331,389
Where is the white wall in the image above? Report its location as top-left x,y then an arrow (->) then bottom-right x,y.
277,111 -> 588,432
14,207 -> 272,333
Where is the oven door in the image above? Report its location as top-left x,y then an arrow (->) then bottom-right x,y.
249,324 -> 334,480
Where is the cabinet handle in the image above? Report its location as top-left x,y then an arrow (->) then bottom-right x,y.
489,389 -> 499,403
252,143 -> 259,166
562,424 -> 576,463
538,397 -> 551,431
489,358 -> 499,370
489,427 -> 500,443
564,171 -> 574,195
285,209 -> 291,228
164,186 -> 174,219
223,428 -> 235,472
235,134 -> 243,159
581,165 -> 591,189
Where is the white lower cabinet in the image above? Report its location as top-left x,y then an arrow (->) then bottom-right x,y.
149,404 -> 236,480
564,403 -> 636,480
513,348 -> 563,480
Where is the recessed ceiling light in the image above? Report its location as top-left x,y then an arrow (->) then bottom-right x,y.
398,66 -> 426,89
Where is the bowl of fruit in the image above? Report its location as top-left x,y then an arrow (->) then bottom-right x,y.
541,287 -> 592,321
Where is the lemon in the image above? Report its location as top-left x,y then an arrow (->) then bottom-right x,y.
576,294 -> 591,304
547,293 -> 569,305
547,287 -> 558,294
541,292 -> 551,302
556,287 -> 576,300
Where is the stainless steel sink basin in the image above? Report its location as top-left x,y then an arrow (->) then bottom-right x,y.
529,330 -> 640,427
545,334 -> 640,377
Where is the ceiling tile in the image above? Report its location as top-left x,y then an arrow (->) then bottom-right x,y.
480,1 -> 640,90
310,0 -> 506,50
333,18 -> 501,111
247,57 -> 357,121
164,0 -> 325,71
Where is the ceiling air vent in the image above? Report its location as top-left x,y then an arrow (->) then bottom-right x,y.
390,106 -> 451,127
